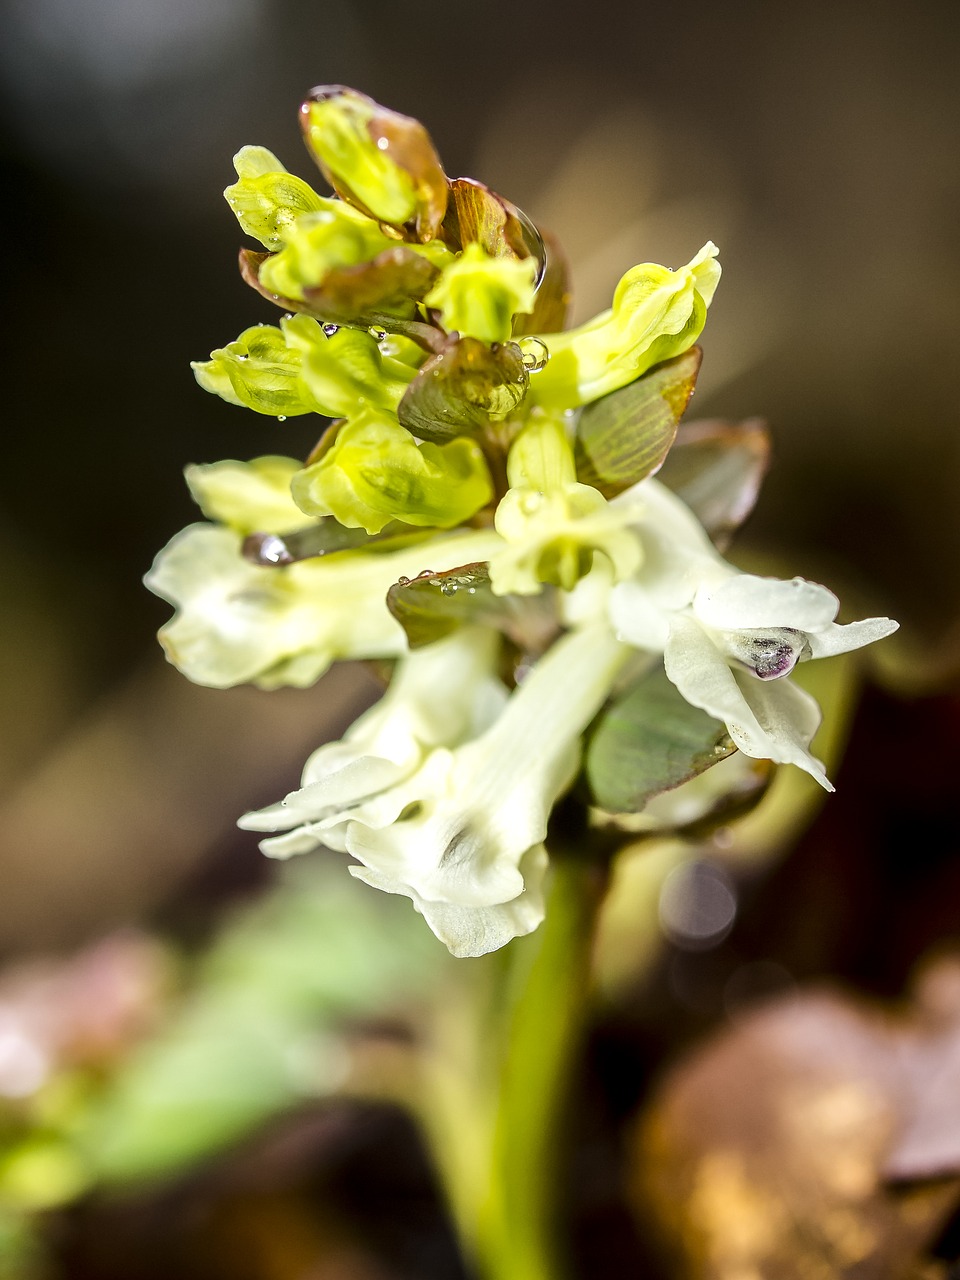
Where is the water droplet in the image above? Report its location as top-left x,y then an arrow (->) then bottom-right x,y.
276,415 -> 287,422
236,354 -> 249,361
242,532 -> 294,566
281,312 -> 294,322
368,326 -> 387,342
376,137 -> 390,151
323,323 -> 339,337
439,581 -> 458,596
396,575 -> 410,586
518,337 -> 550,372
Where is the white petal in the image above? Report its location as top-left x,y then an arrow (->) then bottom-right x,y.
342,622 -> 627,916
736,673 -> 833,791
259,827 -> 326,859
664,615 -> 767,740
349,845 -> 548,958
145,523 -> 505,689
239,755 -> 407,833
805,616 -> 899,658
695,574 -> 839,632
240,627 -> 507,838
608,580 -> 671,651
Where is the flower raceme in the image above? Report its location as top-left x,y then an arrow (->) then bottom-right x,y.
147,85 -> 898,955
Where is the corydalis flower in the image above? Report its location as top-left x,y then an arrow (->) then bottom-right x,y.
147,84 -> 898,956
608,478 -> 898,788
336,624 -> 625,956
146,457 -> 503,689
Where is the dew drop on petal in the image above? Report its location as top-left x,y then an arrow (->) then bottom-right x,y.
276,415 -> 287,422
439,581 -> 458,596
396,576 -> 410,586
518,336 -> 550,373
369,326 -> 387,342
323,324 -> 340,338
242,532 -> 294,566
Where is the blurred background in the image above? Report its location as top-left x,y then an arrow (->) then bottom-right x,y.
1,1 -> 960,1276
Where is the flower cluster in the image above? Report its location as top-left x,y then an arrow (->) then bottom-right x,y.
147,87 -> 897,956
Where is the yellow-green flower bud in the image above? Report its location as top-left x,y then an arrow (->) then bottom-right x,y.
185,456 -> 302,533
224,146 -> 327,251
191,324 -> 315,417
490,413 -> 641,594
292,410 -> 493,534
424,244 -> 538,344
300,87 -> 448,239
282,315 -> 418,417
506,408 -> 578,491
528,242 -> 721,410
257,206 -> 395,302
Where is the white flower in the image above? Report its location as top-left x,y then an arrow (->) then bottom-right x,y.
145,522 -> 504,689
238,626 -> 508,857
319,621 -> 628,957
608,478 -> 898,788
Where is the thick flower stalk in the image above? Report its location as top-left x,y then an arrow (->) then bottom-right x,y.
147,85 -> 897,958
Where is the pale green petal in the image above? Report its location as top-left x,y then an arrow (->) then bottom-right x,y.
224,146 -> 327,251
300,89 -> 448,238
302,93 -> 419,226
258,207 -> 394,302
192,323 -> 317,417
292,411 -> 494,534
491,484 -> 641,595
283,316 -> 417,418
424,243 -> 537,344
184,456 -> 302,534
491,414 -> 643,594
528,242 -> 721,409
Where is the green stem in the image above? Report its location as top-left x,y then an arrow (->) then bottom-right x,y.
422,852 -> 607,1280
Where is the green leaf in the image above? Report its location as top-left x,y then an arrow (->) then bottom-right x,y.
573,347 -> 701,496
656,416 -> 771,548
585,662 -> 734,812
398,336 -> 529,443
386,562 -> 558,652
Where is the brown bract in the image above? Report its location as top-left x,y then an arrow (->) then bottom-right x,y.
239,245 -> 444,348
398,337 -> 529,445
657,417 -> 772,551
386,562 -> 559,659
